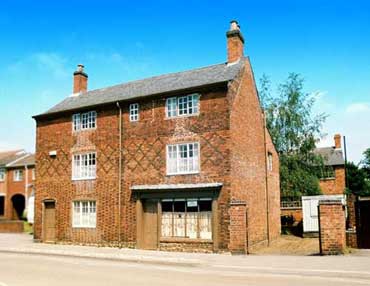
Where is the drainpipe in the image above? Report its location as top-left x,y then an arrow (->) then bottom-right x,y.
116,102 -> 122,244
25,164 -> 28,212
262,111 -> 270,246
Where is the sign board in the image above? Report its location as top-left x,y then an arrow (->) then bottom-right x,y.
187,200 -> 198,207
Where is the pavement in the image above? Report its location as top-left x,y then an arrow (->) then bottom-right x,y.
0,234 -> 370,285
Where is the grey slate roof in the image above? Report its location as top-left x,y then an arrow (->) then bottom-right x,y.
35,59 -> 244,117
6,154 -> 35,167
315,147 -> 345,166
0,150 -> 27,167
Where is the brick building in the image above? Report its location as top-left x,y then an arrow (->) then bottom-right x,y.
315,134 -> 345,196
33,21 -> 280,253
0,150 -> 35,231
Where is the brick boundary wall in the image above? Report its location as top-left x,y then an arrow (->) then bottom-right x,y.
346,194 -> 358,248
228,200 -> 247,254
318,200 -> 346,255
0,220 -> 24,233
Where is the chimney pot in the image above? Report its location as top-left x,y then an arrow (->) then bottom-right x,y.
230,20 -> 240,31
77,64 -> 84,72
226,20 -> 245,63
334,134 -> 341,149
73,64 -> 88,94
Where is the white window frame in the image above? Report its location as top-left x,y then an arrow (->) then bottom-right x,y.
129,103 -> 139,122
72,201 -> 96,228
165,94 -> 199,118
0,168 -> 5,181
72,111 -> 97,132
13,169 -> 23,182
166,142 -> 200,175
32,168 -> 35,180
72,153 -> 97,181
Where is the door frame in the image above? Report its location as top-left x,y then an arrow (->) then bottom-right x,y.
42,199 -> 56,243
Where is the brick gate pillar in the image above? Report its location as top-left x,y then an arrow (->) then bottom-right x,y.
318,200 -> 346,255
228,200 -> 247,254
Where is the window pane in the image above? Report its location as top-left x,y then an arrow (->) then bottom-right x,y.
166,98 -> 177,117
161,201 -> 173,237
130,103 -> 139,121
178,96 -> 188,116
199,200 -> 212,239
173,201 -> 186,237
191,94 -> 199,114
167,145 -> 177,174
186,200 -> 198,239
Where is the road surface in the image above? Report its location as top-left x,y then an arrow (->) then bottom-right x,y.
0,252 -> 369,286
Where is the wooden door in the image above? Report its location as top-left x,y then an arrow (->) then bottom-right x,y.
358,201 -> 370,249
43,201 -> 56,243
143,200 -> 158,250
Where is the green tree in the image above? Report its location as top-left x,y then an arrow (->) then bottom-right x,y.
362,148 -> 370,178
259,73 -> 327,198
346,161 -> 370,196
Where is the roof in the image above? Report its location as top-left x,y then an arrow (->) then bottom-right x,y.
315,147 -> 345,166
0,150 -> 27,167
131,182 -> 223,191
6,153 -> 35,168
34,59 -> 245,118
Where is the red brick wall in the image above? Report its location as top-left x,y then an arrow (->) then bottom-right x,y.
35,89 -> 233,248
281,208 -> 303,224
265,129 -> 281,241
228,202 -> 247,253
34,107 -> 120,243
0,220 -> 24,233
121,88 -> 232,246
228,58 -> 280,251
319,166 -> 345,195
318,201 -> 346,255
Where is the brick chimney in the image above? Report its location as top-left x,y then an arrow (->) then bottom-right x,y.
73,64 -> 88,94
334,134 -> 341,149
226,20 -> 245,63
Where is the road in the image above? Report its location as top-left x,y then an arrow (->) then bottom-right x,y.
0,252 -> 370,286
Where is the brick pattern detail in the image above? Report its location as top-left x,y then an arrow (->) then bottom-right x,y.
319,166 -> 345,195
319,201 -> 346,255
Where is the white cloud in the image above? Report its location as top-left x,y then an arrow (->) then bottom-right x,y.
346,102 -> 370,113
7,52 -> 69,79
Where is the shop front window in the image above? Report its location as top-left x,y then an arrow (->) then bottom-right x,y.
161,199 -> 212,240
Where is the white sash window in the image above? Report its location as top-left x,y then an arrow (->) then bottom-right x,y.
167,142 -> 199,175
72,153 -> 96,180
166,94 -> 199,118
73,201 -> 96,228
72,111 -> 96,131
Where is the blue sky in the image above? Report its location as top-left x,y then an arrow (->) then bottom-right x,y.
0,0 -> 369,163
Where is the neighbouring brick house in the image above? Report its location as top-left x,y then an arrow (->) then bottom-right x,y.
315,134 -> 345,196
0,150 -> 35,232
33,21 -> 280,253
281,134 -> 346,231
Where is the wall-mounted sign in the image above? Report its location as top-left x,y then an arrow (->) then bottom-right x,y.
187,200 -> 198,207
